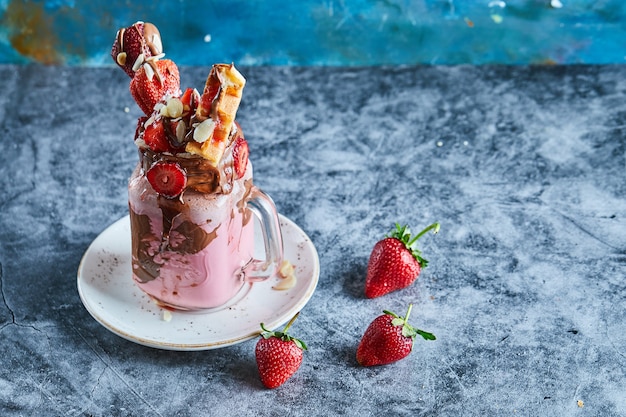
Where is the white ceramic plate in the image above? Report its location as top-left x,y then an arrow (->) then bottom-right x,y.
77,214 -> 319,351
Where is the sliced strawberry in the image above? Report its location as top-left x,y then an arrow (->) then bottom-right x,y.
143,119 -> 176,153
162,118 -> 187,149
179,87 -> 200,131
180,87 -> 199,113
197,72 -> 221,119
130,59 -> 180,116
111,22 -> 162,78
232,134 -> 249,179
146,161 -> 187,198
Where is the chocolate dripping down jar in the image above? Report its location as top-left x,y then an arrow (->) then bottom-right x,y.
127,141 -> 284,311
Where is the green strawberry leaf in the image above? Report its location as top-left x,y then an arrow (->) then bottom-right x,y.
383,310 -> 400,318
293,339 -> 308,350
401,324 -> 418,338
388,222 -> 440,267
386,304 -> 436,341
391,317 -> 404,327
258,312 -> 308,350
416,329 -> 437,340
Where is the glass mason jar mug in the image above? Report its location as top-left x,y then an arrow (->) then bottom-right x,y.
128,148 -> 283,311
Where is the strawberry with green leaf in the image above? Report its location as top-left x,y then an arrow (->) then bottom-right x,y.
365,222 -> 440,298
255,313 -> 307,389
357,304 -> 435,366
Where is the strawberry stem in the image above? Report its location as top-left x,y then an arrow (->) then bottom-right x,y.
282,311 -> 300,333
258,312 -> 307,350
408,222 -> 440,247
404,303 -> 414,323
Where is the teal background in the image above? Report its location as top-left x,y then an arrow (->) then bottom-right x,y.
1,0 -> 625,66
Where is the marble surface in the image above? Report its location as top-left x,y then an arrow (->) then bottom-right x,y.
0,64 -> 625,416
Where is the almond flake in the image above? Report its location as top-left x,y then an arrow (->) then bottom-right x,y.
193,119 -> 215,143
116,52 -> 127,66
166,98 -> 183,118
161,309 -> 172,322
135,138 -> 148,149
175,120 -> 187,141
146,52 -> 165,62
117,28 -> 125,51
151,35 -> 163,55
144,62 -> 155,81
132,53 -> 145,72
273,260 -> 297,290
144,115 -> 156,128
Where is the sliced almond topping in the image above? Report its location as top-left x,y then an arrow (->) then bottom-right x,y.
116,52 -> 127,66
161,309 -> 172,322
134,137 -> 148,149
150,35 -> 163,55
175,120 -> 187,142
146,52 -> 165,62
143,62 -> 155,81
144,115 -> 156,128
132,53 -> 145,72
166,97 -> 183,118
193,119 -> 215,143
154,102 -> 167,116
117,28 -> 125,52
273,273 -> 296,290
273,260 -> 297,290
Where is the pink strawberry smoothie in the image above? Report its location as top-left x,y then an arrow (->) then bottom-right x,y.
128,160 -> 255,310
111,22 -> 283,311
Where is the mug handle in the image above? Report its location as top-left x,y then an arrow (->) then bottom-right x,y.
241,186 -> 284,282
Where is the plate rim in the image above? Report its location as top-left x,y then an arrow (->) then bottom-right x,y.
77,213 -> 319,351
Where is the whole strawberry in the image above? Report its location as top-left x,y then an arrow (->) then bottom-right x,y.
129,58 -> 180,116
365,222 -> 440,298
255,313 -> 307,389
111,21 -> 163,78
357,304 -> 435,366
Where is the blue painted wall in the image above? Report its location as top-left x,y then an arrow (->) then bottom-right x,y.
1,0 -> 625,66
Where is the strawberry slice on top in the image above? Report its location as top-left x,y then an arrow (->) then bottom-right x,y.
142,119 -> 175,153
146,161 -> 187,198
232,132 -> 249,179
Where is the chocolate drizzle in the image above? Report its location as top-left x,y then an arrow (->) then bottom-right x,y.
129,207 -> 161,283
129,199 -> 219,283
237,178 -> 254,226
157,195 -> 183,250
171,221 -> 219,254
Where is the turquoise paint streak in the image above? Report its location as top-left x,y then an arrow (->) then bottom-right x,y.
0,0 -> 625,66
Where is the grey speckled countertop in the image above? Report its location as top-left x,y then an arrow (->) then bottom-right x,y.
0,64 -> 625,416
